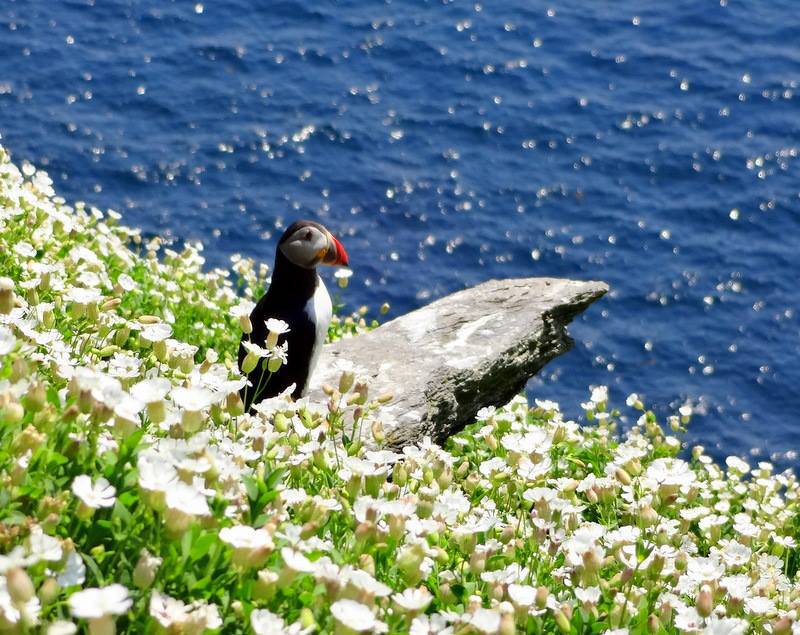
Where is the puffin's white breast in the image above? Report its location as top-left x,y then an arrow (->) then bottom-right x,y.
302,276 -> 332,396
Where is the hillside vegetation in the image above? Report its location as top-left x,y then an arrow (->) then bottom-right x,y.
0,145 -> 798,634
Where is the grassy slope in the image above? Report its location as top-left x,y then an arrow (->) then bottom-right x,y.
0,145 -> 798,634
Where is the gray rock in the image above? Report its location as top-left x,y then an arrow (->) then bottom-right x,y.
309,277 -> 608,449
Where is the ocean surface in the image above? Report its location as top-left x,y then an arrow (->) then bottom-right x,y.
1,0 -> 798,469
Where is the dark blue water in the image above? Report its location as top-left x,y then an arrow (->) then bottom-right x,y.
1,0 -> 798,469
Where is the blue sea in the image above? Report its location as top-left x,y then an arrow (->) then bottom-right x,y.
1,0 -> 798,469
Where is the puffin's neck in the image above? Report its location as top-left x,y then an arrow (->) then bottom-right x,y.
268,250 -> 319,303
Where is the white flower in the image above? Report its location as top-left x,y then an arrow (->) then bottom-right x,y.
228,301 -> 255,318
409,614 -> 453,635
720,574 -> 750,601
393,587 -> 432,612
241,340 -> 271,358
56,551 -> 86,587
590,385 -> 608,405
433,489 -> 470,524
468,608 -> 501,634
137,454 -> 178,494
644,458 -> 696,490
330,599 -> 386,633
170,386 -> 217,411
148,590 -> 221,631
250,609 -> 287,634
507,583 -> 536,608
743,595 -> 776,616
725,456 -> 749,475
575,586 -> 601,606
0,326 -> 16,354
219,525 -> 274,568
702,617 -> 748,635
46,621 -> 78,635
117,273 -> 137,291
64,287 -> 102,305
28,527 -> 63,563
68,584 -> 132,618
14,241 -> 36,257
265,318 -> 290,335
140,323 -> 172,343
107,352 -> 142,379
280,548 -> 315,574
165,482 -> 210,517
71,475 -> 116,509
343,567 -> 392,598
130,378 -> 171,403
149,590 -> 189,628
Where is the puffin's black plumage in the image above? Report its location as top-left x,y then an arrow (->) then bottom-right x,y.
238,220 -> 348,410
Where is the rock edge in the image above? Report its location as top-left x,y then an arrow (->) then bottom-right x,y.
309,277 -> 608,448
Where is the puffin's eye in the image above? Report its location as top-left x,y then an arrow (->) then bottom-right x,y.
304,230 -> 313,241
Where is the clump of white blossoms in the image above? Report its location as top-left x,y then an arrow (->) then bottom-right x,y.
0,143 -> 798,634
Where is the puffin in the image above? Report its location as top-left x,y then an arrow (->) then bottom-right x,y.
238,220 -> 349,409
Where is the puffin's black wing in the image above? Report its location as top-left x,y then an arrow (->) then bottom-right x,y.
238,295 -> 316,409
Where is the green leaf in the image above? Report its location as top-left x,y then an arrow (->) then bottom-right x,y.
181,529 -> 193,563
243,476 -> 259,502
190,532 -> 217,561
81,552 -> 105,586
265,467 -> 284,490
112,499 -> 132,525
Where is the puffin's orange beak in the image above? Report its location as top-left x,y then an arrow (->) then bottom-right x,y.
322,232 -> 349,266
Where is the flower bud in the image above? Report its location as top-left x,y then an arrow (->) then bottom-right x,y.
370,419 -> 385,444
772,617 -> 793,635
696,584 -> 713,618
639,504 -> 659,527
24,382 -> 46,413
0,277 -> 16,314
439,582 -> 455,605
114,326 -> 130,347
38,577 -> 59,605
393,463 -> 407,487
88,615 -> 115,635
2,400 -> 25,424
358,553 -> 376,577
615,467 -> 632,486
397,543 -> 425,583
101,298 -> 121,312
226,392 -> 244,417
299,608 -> 316,631
553,609 -> 571,633
468,550 -> 486,575
267,356 -> 282,373
133,549 -> 162,589
154,340 -> 168,362
239,315 -> 253,334
242,351 -> 258,374
535,586 -> 549,609
274,412 -> 289,433
338,370 -> 355,395
6,567 -> 34,604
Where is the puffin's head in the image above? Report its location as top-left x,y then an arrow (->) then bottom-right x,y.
277,220 -> 349,269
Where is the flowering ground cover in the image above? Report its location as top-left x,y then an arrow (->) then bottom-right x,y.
0,143 -> 798,634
